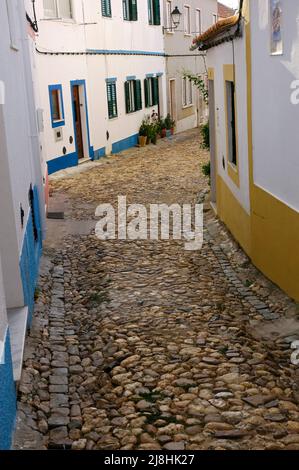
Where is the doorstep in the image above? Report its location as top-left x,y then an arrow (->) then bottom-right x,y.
7,307 -> 28,382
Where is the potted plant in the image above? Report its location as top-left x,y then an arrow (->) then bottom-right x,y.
139,118 -> 149,147
148,123 -> 158,145
159,118 -> 167,138
164,114 -> 175,137
165,114 -> 176,136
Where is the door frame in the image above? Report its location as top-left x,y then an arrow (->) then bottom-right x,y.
208,69 -> 217,207
70,80 -> 93,161
169,78 -> 177,122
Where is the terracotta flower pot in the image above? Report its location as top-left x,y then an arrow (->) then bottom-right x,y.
161,128 -> 167,138
138,135 -> 147,147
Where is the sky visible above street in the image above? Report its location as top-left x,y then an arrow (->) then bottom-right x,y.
221,0 -> 240,9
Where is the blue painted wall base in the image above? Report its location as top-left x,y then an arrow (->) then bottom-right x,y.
93,147 -> 106,160
0,330 -> 16,450
47,152 -> 78,175
112,134 -> 139,154
19,187 -> 42,323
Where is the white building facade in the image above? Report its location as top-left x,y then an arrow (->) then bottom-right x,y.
195,0 -> 299,301
163,0 -> 218,133
30,0 -> 167,175
0,0 -> 45,449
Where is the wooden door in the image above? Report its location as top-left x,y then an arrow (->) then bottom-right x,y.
72,85 -> 84,159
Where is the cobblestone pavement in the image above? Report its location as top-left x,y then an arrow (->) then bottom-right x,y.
14,130 -> 299,450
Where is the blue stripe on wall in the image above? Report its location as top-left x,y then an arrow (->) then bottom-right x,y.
93,147 -> 106,160
19,188 -> 42,322
47,152 -> 78,175
112,134 -> 139,154
0,330 -> 16,450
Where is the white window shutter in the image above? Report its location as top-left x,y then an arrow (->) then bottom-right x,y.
58,0 -> 72,19
43,0 -> 57,18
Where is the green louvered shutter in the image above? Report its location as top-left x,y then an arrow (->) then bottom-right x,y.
125,81 -> 131,113
134,80 -> 142,111
144,79 -> 149,108
152,77 -> 159,106
153,0 -> 160,25
102,0 -> 111,17
130,0 -> 138,21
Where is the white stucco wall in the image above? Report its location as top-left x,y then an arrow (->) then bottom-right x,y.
164,0 -> 217,130
0,0 -> 44,308
30,0 -> 167,164
207,35 -> 251,214
0,254 -> 8,346
251,0 -> 299,212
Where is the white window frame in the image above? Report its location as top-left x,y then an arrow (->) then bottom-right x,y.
43,0 -> 73,21
145,78 -> 153,107
184,5 -> 191,35
128,80 -> 135,113
195,8 -> 202,35
182,77 -> 193,108
166,0 -> 173,33
212,13 -> 218,24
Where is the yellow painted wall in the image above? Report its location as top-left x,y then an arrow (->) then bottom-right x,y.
216,174 -> 252,256
251,187 -> 299,301
245,0 -> 299,301
210,0 -> 299,301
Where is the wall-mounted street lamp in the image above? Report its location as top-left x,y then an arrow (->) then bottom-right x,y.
28,0 -> 39,32
163,6 -> 182,34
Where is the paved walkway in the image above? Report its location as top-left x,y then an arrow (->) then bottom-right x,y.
14,130 -> 299,450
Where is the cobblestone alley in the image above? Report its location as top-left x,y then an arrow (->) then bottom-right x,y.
14,130 -> 299,451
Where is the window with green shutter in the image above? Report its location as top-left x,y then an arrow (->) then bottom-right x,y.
125,79 -> 142,113
106,81 -> 118,119
101,0 -> 111,17
134,80 -> 142,111
123,0 -> 138,21
144,77 -> 159,107
148,0 -> 160,25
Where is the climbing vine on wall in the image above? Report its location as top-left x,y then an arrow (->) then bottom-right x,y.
182,71 -> 209,105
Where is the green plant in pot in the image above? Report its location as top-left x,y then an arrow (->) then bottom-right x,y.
149,123 -> 158,145
159,118 -> 167,138
165,114 -> 176,135
139,117 -> 150,147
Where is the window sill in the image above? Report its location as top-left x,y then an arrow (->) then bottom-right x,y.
42,18 -> 75,24
52,120 -> 65,128
182,104 -> 194,109
184,33 -> 192,37
228,161 -> 238,172
108,116 -> 118,121
126,110 -> 142,115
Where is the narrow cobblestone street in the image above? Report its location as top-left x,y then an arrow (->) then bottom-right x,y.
14,130 -> 299,450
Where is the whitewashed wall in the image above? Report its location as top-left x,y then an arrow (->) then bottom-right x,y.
30,0 -> 167,165
0,254 -> 7,350
207,37 -> 251,214
251,0 -> 299,211
0,0 -> 44,308
164,0 -> 218,131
